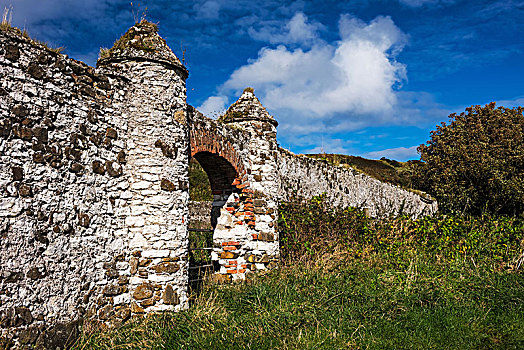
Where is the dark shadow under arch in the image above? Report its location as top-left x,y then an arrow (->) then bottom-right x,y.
193,151 -> 238,197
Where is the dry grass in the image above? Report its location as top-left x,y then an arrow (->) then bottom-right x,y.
73,248 -> 524,349
1,6 -> 64,53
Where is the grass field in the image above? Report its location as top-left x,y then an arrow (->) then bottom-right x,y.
73,252 -> 523,349
73,197 -> 524,349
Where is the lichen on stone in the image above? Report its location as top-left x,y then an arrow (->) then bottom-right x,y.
97,19 -> 185,72
218,88 -> 278,127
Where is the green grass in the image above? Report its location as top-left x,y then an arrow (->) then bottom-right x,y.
189,157 -> 212,202
73,252 -> 524,349
73,197 -> 523,349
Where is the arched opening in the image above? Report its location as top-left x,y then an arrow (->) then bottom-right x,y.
187,151 -> 240,291
193,151 -> 240,228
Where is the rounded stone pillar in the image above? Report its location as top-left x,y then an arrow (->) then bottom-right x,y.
217,88 -> 280,275
97,20 -> 190,313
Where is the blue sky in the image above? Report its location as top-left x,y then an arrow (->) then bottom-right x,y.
3,0 -> 524,160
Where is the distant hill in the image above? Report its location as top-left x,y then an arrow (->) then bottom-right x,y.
305,154 -> 422,190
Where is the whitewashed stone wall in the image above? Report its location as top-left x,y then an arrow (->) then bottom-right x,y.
96,58 -> 190,312
0,22 -> 190,348
0,20 -> 437,348
277,149 -> 437,218
0,28 -> 130,347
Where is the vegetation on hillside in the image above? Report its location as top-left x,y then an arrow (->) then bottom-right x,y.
306,153 -> 421,190
189,157 -> 212,201
415,103 -> 524,215
74,196 -> 524,349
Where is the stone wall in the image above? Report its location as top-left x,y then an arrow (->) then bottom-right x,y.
189,99 -> 280,281
0,22 -> 191,347
0,21 -> 437,348
188,200 -> 212,229
0,28 -> 129,346
277,148 -> 437,218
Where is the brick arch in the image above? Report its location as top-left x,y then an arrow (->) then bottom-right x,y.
189,128 -> 255,228
192,151 -> 237,195
189,128 -> 246,178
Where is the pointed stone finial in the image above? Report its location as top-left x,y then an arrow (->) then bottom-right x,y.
97,20 -> 187,78
218,88 -> 278,126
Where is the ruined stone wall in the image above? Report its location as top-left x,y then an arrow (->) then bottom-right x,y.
0,29 -> 130,346
189,107 -> 279,281
277,149 -> 437,218
0,26 -> 190,347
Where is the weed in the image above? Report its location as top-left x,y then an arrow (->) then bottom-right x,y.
73,198 -> 524,349
1,6 -> 64,53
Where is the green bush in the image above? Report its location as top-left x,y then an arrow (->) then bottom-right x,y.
278,195 -> 371,262
415,103 -> 524,215
189,157 -> 212,201
278,196 -> 524,270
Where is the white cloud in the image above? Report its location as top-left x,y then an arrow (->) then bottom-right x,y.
199,12 -> 449,152
365,145 -> 419,161
213,14 -> 408,121
248,12 -> 324,46
491,96 -> 524,108
197,95 -> 228,117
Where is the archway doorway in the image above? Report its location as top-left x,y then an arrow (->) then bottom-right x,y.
187,152 -> 240,291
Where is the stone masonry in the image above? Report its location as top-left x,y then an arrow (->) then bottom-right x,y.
0,21 -> 436,347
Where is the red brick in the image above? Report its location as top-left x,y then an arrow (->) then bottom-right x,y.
238,269 -> 246,273
241,264 -> 248,268
251,234 -> 258,240
227,270 -> 238,274
223,246 -> 237,251
222,241 -> 240,246
228,261 -> 238,265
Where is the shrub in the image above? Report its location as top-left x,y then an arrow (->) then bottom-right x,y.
278,195 -> 371,262
278,196 -> 524,270
416,103 -> 524,215
189,157 -> 212,201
